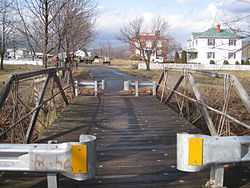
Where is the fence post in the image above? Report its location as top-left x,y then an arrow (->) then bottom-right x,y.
152,81 -> 156,96
74,81 -> 79,97
207,165 -> 225,188
69,68 -> 76,96
124,81 -> 130,91
47,140 -> 58,188
135,81 -> 139,97
94,81 -> 98,96
102,80 -> 105,90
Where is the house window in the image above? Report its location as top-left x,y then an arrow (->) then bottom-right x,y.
156,50 -> 162,56
229,39 -> 236,46
228,52 -> 236,59
157,41 -> 162,48
196,40 -> 198,46
207,52 -> 215,59
146,41 -> 152,48
208,38 -> 215,46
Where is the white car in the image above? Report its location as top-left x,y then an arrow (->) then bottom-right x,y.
153,56 -> 164,63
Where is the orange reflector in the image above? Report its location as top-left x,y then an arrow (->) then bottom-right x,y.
71,144 -> 87,174
188,138 -> 203,166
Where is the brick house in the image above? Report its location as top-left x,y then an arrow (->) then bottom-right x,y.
130,32 -> 168,63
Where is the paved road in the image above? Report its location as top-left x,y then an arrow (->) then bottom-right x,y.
89,66 -> 145,95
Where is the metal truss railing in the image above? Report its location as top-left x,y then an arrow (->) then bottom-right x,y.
0,67 -> 75,143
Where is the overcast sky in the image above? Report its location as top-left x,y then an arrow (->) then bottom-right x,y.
93,0 -> 250,48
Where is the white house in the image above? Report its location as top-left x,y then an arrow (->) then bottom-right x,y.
6,48 -> 30,59
75,50 -> 91,59
186,24 -> 243,65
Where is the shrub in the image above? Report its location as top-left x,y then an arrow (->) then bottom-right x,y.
131,63 -> 138,69
223,60 -> 229,65
181,51 -> 187,64
246,60 -> 250,65
129,54 -> 141,61
241,60 -> 245,65
210,60 -> 215,64
235,61 -> 240,65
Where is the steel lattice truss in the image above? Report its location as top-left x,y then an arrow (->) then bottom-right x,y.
0,67 -> 75,143
157,69 -> 250,137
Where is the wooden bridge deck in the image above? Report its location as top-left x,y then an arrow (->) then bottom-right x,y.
36,95 -> 212,188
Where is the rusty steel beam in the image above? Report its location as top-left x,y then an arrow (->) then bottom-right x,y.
156,71 -> 165,93
54,75 -> 69,105
164,75 -> 184,104
25,75 -> 51,144
230,75 -> 250,113
188,74 -> 217,136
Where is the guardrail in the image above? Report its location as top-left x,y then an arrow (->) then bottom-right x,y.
0,67 -> 75,143
177,133 -> 250,188
123,80 -> 157,97
0,134 -> 96,188
74,80 -> 105,96
156,68 -> 250,187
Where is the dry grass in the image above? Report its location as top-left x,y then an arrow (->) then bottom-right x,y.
74,65 -> 91,80
110,59 -> 162,81
0,65 -> 42,89
111,59 -> 250,89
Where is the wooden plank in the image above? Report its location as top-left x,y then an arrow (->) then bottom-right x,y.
37,96 -> 210,188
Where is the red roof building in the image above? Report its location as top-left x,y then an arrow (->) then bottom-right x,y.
130,32 -> 168,63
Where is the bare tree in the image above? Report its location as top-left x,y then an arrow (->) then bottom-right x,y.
119,16 -> 169,71
0,0 -> 13,70
17,0 -> 66,68
62,0 -> 96,67
14,0 -> 96,68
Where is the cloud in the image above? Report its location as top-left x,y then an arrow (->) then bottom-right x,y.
176,0 -> 198,4
217,0 -> 250,14
94,0 -> 250,47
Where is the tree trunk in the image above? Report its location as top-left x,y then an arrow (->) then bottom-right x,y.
0,53 -> 4,70
43,0 -> 49,69
145,61 -> 150,71
1,5 -> 6,70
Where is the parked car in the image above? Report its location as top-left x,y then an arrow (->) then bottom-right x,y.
153,56 -> 164,63
103,57 -> 111,65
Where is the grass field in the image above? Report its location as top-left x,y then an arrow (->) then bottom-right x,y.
0,65 -> 42,88
111,59 -> 250,89
110,59 -> 162,81
0,64 -> 42,78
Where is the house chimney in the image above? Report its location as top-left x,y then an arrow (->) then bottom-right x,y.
216,24 -> 221,32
